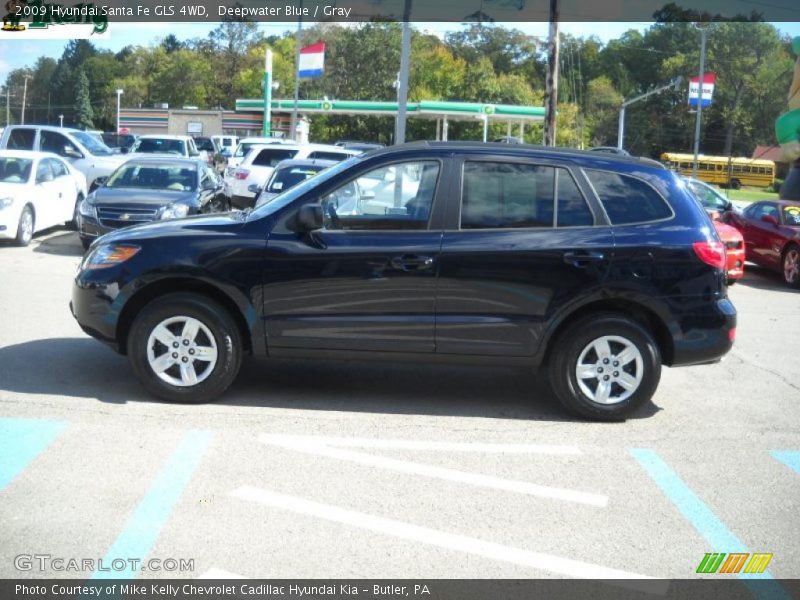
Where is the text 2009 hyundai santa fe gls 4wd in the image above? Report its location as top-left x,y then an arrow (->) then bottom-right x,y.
71,142 -> 736,421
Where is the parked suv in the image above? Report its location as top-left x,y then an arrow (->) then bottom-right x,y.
71,142 -> 736,420
0,125 -> 126,189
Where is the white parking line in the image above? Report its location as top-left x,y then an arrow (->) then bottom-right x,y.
230,486 -> 665,592
260,434 -> 582,454
261,435 -> 607,507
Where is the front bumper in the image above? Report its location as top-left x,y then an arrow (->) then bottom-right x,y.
70,276 -> 123,352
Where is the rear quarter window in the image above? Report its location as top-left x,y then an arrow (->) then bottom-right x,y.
584,169 -> 672,225
7,128 -> 36,150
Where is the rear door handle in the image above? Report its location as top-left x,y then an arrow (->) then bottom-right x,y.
563,251 -> 605,267
391,254 -> 434,272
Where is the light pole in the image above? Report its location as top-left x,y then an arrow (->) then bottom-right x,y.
115,88 -> 123,133
58,114 -> 64,127
691,25 -> 708,179
617,77 -> 682,150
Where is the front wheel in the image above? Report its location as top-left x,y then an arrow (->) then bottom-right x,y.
128,293 -> 243,403
548,314 -> 661,421
783,245 -> 800,288
15,205 -> 34,246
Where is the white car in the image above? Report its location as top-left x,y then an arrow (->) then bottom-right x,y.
128,135 -> 209,163
226,143 -> 358,208
224,136 -> 287,177
0,125 -> 126,189
0,150 -> 88,246
211,135 -> 238,155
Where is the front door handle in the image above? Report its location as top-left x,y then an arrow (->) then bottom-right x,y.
563,250 -> 605,267
391,254 -> 434,272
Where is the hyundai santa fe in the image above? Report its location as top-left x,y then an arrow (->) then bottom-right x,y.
71,142 -> 736,421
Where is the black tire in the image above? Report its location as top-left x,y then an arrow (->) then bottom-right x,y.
127,293 -> 243,403
80,237 -> 92,251
782,244 -> 800,289
15,205 -> 34,247
729,179 -> 741,190
67,194 -> 83,230
548,313 -> 661,421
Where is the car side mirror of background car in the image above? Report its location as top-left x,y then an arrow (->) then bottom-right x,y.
120,147 -> 129,154
89,177 -> 108,193
761,214 -> 779,226
294,204 -> 323,232
62,146 -> 83,159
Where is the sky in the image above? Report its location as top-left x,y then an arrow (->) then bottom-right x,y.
1,20 -> 799,84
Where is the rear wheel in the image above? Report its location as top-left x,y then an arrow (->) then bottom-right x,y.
15,205 -> 34,246
128,293 -> 242,403
783,245 -> 800,288
67,194 -> 83,230
729,178 -> 741,190
548,314 -> 661,421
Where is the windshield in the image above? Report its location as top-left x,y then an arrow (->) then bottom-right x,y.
266,165 -> 328,193
0,157 -> 33,183
249,156 -> 361,219
252,148 -> 298,167
71,131 -> 114,156
106,163 -> 197,191
687,180 -> 728,211
783,205 -> 800,226
132,138 -> 187,156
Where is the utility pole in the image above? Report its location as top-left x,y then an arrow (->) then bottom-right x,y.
394,0 -> 412,145
290,0 -> 303,141
543,0 -> 559,147
21,74 -> 31,125
692,25 -> 708,179
5,89 -> 15,126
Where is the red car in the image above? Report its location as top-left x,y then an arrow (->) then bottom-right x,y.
684,179 -> 745,284
724,200 -> 800,288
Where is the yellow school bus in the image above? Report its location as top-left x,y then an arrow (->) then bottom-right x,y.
659,152 -> 775,189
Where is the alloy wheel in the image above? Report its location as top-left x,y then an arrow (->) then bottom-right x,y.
784,249 -> 800,285
146,316 -> 218,387
575,335 -> 644,404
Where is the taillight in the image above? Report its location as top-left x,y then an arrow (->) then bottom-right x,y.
692,240 -> 726,270
234,169 -> 249,180
728,328 -> 736,342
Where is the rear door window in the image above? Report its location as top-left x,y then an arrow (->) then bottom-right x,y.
461,162 -> 554,229
307,151 -> 350,161
7,128 -> 36,150
584,169 -> 672,225
252,148 -> 298,167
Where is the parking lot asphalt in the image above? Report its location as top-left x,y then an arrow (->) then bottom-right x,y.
0,228 -> 798,584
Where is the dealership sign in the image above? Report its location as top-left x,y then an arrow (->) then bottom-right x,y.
688,73 -> 716,108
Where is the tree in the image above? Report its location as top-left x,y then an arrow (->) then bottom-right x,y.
73,69 -> 94,130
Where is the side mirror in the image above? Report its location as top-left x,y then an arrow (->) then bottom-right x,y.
761,214 -> 779,226
295,203 -> 323,232
89,176 -> 108,193
63,146 -> 83,159
247,183 -> 261,195
37,172 -> 54,184
120,147 -> 129,154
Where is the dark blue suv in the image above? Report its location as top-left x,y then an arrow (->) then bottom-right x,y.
71,142 -> 736,420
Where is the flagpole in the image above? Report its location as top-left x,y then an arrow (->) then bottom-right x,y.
263,48 -> 273,137
291,0 -> 303,141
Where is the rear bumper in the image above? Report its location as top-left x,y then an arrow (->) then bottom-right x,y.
670,297 -> 736,367
725,248 -> 745,280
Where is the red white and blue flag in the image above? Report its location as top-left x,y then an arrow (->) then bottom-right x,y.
298,42 -> 325,78
688,73 -> 716,108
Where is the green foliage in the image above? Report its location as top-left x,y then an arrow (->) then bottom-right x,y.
73,69 -> 94,130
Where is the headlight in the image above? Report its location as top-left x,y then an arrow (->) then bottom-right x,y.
0,197 -> 14,209
159,203 -> 190,220
83,244 -> 140,270
79,197 -> 96,218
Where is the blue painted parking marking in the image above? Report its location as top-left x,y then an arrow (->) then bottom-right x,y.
91,430 -> 213,580
630,448 -> 790,600
0,417 -> 67,491
770,451 -> 800,475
